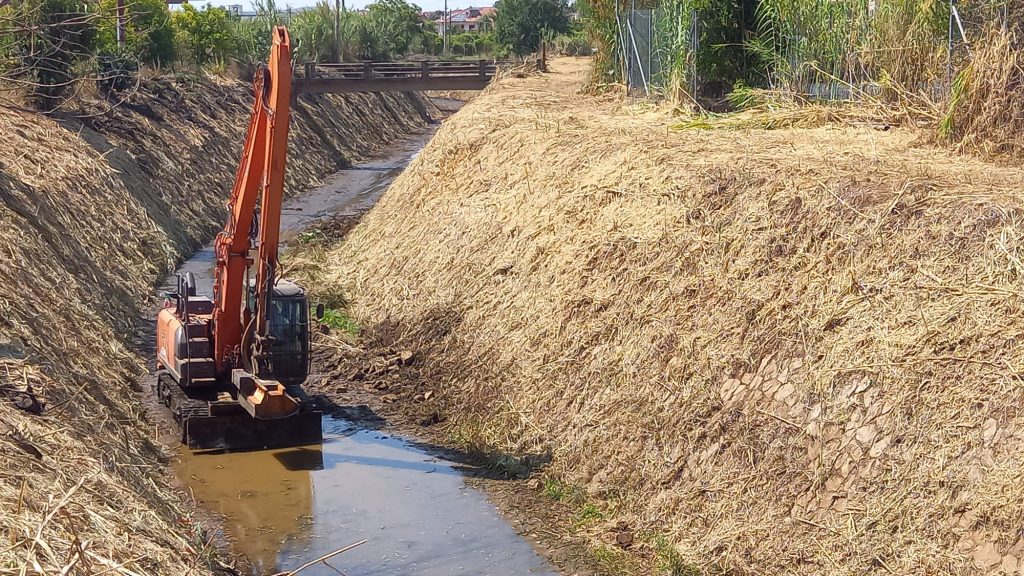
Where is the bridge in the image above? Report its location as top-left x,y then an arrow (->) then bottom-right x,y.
295,60 -> 513,94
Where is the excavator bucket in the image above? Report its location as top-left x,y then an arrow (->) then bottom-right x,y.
231,369 -> 302,420
183,407 -> 322,451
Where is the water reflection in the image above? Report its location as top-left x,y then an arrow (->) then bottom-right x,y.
175,443 -> 322,573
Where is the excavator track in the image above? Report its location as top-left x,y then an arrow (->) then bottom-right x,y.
156,371 -> 322,451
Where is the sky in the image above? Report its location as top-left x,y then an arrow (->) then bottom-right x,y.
185,0 -> 492,13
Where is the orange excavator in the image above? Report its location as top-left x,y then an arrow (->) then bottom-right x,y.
154,27 -> 322,450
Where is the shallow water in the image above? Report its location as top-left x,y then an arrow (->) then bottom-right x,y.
179,419 -> 556,575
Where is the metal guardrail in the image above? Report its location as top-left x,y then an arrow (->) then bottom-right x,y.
296,60 -> 512,93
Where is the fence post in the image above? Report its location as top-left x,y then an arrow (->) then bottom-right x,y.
304,62 -> 316,79
479,59 -> 487,77
363,61 -> 372,79
421,61 -> 430,79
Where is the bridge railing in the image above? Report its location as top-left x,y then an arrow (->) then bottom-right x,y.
301,60 -> 510,81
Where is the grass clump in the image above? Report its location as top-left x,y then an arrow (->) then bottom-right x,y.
321,307 -> 360,338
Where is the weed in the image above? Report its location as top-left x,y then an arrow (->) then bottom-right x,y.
573,502 -> 604,527
590,543 -> 649,575
541,477 -> 588,506
297,228 -> 328,246
654,534 -> 701,576
487,453 -> 537,480
321,307 -> 360,338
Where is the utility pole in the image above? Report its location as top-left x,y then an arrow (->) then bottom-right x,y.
333,0 -> 341,62
115,0 -> 126,48
443,0 -> 448,57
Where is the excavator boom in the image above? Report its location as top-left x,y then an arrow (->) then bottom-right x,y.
213,27 -> 292,372
154,27 -> 321,450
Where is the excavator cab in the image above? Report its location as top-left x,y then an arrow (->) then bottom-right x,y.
249,280 -> 311,385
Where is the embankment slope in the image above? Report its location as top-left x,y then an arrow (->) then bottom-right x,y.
324,58 -> 1024,574
0,78 -> 430,573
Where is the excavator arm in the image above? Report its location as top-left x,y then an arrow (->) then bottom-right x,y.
212,26 -> 292,375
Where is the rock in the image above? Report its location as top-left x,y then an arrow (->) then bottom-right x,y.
527,478 -> 541,490
381,394 -> 399,404
414,393 -> 425,402
374,381 -> 390,391
424,391 -> 434,401
399,350 -> 415,365
614,530 -> 634,549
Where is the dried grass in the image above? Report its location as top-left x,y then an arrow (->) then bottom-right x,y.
941,29 -> 1024,157
319,57 -> 1024,574
0,76 -> 432,573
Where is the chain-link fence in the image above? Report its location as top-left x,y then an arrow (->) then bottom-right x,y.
617,5 -> 697,96
616,0 -> 1010,102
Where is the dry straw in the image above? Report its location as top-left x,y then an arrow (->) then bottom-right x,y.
941,27 -> 1024,157
318,57 -> 1024,574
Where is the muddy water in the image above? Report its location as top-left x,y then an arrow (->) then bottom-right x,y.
164,122 -> 558,575
181,420 -> 556,575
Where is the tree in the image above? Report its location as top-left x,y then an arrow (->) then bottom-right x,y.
363,0 -> 421,59
171,4 -> 234,66
494,0 -> 569,57
97,0 -> 176,67
410,27 -> 443,55
0,0 -> 99,106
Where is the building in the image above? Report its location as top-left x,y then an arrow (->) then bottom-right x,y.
433,6 -> 496,35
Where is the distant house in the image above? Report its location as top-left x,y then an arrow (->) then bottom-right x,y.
433,6 -> 496,35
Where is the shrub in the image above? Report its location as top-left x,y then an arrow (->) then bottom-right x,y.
291,1 -> 335,62
0,0 -> 100,107
171,3 -> 234,67
97,0 -> 175,67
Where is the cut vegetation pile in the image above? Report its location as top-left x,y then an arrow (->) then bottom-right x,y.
942,25 -> 1024,157
0,77 -> 430,573
316,58 -> 1024,574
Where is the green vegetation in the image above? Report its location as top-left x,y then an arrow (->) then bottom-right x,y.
0,0 -> 468,109
653,533 -> 701,576
542,476 -> 577,501
321,307 -> 361,338
97,0 -> 175,66
495,0 -> 570,56
0,0 -> 99,105
171,4 -> 235,66
579,0 -> 973,101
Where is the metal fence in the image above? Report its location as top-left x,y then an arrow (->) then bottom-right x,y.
617,6 -> 697,97
617,0 -> 1011,101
